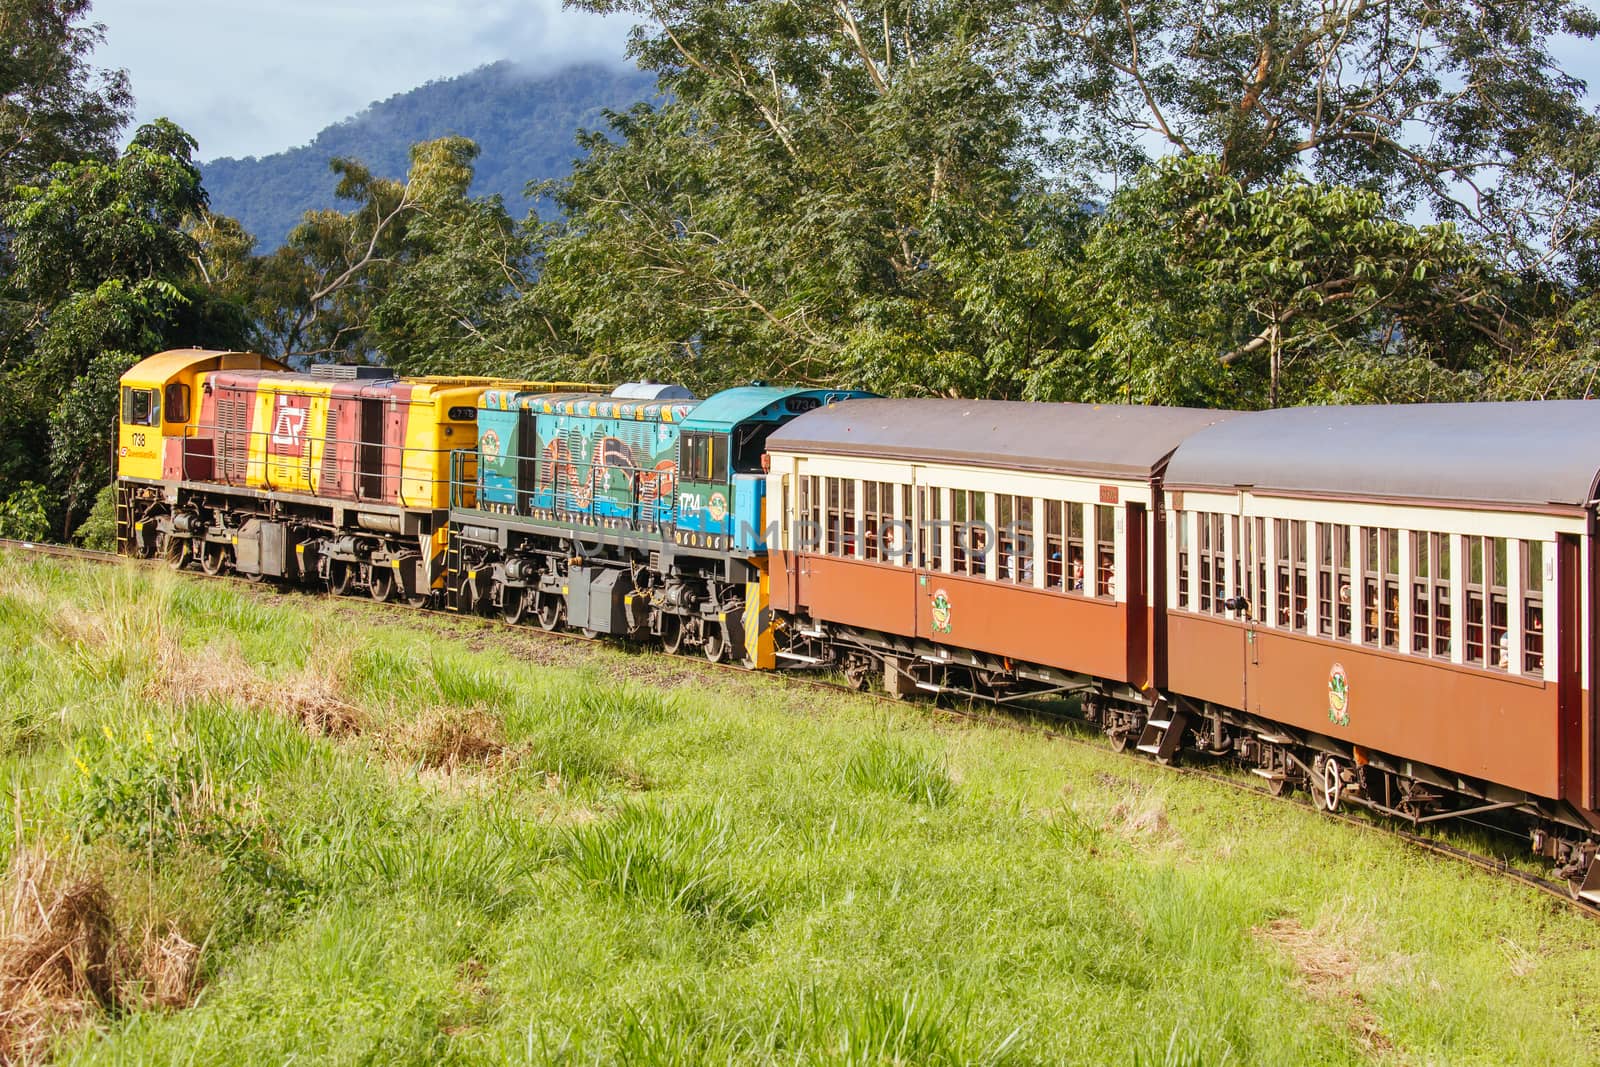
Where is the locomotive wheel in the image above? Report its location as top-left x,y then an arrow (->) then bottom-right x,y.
369,566 -> 396,603
702,619 -> 728,663
200,542 -> 228,576
406,588 -> 431,609
660,614 -> 685,655
458,578 -> 484,616
1108,728 -> 1130,754
1318,756 -> 1343,813
535,593 -> 564,631
501,587 -> 529,625
1267,775 -> 1292,798
163,536 -> 191,570
329,561 -> 355,597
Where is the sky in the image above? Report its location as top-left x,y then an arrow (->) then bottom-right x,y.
91,1 -> 1600,164
90,0 -> 637,161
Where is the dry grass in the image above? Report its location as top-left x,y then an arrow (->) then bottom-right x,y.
147,640 -> 365,738
386,707 -> 508,772
1254,913 -> 1393,1053
0,850 -> 199,1065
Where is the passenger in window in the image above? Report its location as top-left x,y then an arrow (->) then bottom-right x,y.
1068,556 -> 1084,592
1497,629 -> 1511,669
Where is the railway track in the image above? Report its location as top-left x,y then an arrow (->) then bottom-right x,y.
5,535 -> 1592,917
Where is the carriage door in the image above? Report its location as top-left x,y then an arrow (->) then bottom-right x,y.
357,398 -> 385,500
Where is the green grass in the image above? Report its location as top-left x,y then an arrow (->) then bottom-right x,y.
3,550 -> 1599,1065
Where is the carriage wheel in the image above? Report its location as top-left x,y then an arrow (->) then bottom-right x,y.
163,535 -> 191,571
1319,755 -> 1343,813
702,622 -> 727,663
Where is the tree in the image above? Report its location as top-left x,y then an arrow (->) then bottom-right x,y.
247,136 -> 528,372
0,0 -> 131,196
1,119 -> 252,534
1065,156 -> 1522,408
527,0 -> 1086,398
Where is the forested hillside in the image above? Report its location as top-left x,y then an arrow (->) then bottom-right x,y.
3,0 -> 1599,545
201,62 -> 655,250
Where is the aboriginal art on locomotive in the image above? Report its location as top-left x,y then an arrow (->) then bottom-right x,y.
473,388 -> 693,527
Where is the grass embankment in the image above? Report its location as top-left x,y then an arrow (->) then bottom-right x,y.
1,551 -> 1597,1065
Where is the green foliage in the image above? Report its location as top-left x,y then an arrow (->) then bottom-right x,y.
74,483 -> 116,549
66,721 -> 259,859
1035,0 -> 1600,279
0,481 -> 51,539
1065,156 -> 1524,407
8,553 -> 1600,1063
0,0 -> 131,196
843,734 -> 957,806
561,803 -> 771,926
0,117 -> 253,536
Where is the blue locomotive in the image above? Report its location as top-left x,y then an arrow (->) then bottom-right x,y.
450,381 -> 871,663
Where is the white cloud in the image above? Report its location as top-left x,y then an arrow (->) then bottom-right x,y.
90,0 -> 637,160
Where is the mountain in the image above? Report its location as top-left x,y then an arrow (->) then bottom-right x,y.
201,61 -> 656,250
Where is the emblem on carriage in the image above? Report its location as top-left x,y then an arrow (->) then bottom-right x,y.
708,491 -> 728,523
931,589 -> 953,633
1327,662 -> 1350,726
479,430 -> 501,463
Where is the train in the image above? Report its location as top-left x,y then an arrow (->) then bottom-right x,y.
113,348 -> 1600,898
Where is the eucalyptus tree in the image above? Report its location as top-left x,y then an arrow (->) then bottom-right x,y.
531,0 -> 1089,397
1031,0 -> 1600,279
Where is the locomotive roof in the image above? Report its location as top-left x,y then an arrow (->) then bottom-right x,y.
767,398 -> 1235,480
1164,401 -> 1600,508
515,391 -> 698,422
682,386 -> 873,433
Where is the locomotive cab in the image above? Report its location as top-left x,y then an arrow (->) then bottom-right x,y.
674,387 -> 872,554
117,349 -> 284,485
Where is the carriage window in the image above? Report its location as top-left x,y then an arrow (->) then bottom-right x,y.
1316,523 -> 1352,639
897,484 -> 913,564
1198,513 -> 1227,615
823,477 -> 848,555
919,487 -> 945,570
121,386 -> 160,427
862,481 -> 899,562
1094,505 -> 1116,598
1175,510 -> 1190,609
1523,540 -> 1545,674
798,475 -> 819,550
1465,536 -> 1510,669
1069,503 -> 1086,593
1362,528 -> 1400,650
1235,515 -> 1260,620
998,495 -> 1033,584
1047,501 -> 1066,590
1412,532 -> 1452,658
164,383 -> 190,423
951,491 -> 988,577
1273,519 -> 1308,631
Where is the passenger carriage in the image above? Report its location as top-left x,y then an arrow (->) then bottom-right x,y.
763,398 -> 1232,706
1160,403 -> 1600,893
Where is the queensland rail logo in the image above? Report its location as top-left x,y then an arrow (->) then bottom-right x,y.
479,429 -> 501,464
930,589 -> 953,633
708,491 -> 728,523
1327,662 -> 1350,726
